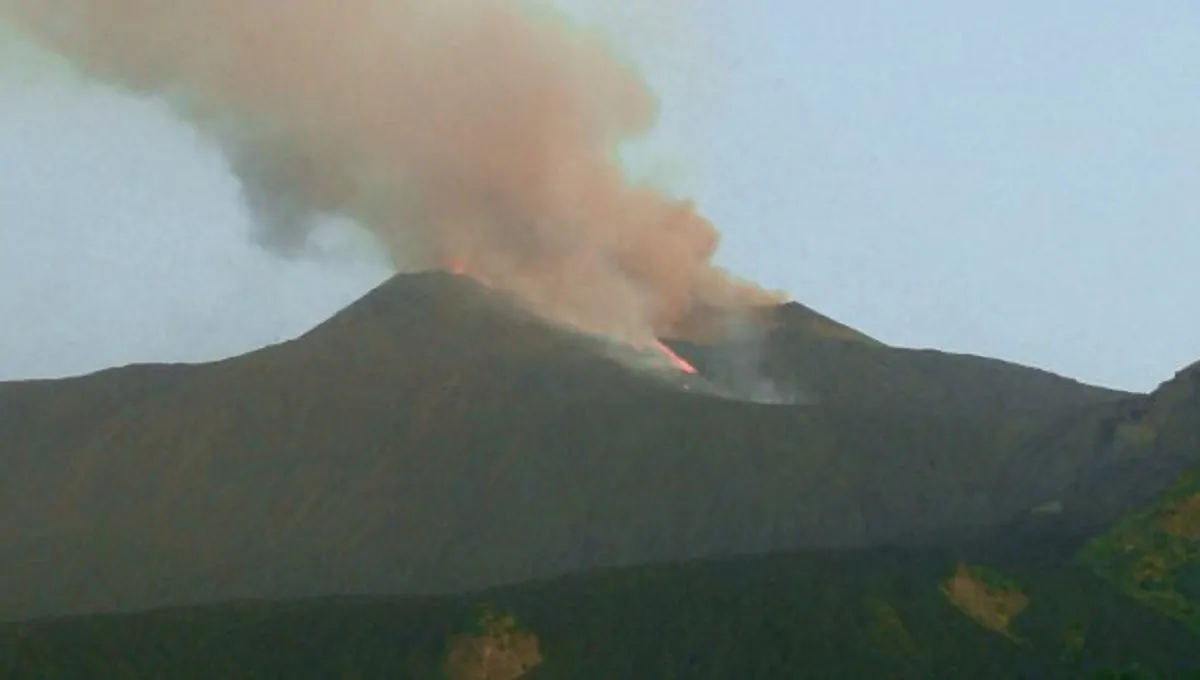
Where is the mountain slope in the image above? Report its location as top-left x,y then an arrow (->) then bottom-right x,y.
3,360 -> 1197,676
0,273 -> 1173,621
4,543 -> 1199,679
1075,360 -> 1200,631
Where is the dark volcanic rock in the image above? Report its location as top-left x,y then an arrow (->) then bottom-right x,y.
0,272 -> 1188,621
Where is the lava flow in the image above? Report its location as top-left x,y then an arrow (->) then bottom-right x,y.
444,260 -> 697,374
651,340 -> 698,374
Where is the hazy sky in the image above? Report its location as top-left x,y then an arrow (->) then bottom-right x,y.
2,2 -> 1197,391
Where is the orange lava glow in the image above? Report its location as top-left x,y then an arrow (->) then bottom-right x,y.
653,340 -> 698,374
446,259 -> 696,375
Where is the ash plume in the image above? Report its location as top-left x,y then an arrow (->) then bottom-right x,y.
0,0 -> 782,344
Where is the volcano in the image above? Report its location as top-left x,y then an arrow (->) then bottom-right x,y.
1,272 -> 1195,623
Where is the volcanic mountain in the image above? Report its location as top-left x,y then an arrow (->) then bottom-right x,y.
0,272 -> 1193,622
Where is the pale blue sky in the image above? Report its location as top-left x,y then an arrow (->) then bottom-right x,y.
1,2 -> 1197,391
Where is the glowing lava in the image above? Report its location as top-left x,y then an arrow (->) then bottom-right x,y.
443,259 -> 697,374
652,340 -> 698,374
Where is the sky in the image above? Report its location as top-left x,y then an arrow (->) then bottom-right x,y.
1,1 -> 1198,392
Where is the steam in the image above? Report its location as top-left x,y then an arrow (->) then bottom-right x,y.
703,315 -> 813,405
0,0 -> 782,344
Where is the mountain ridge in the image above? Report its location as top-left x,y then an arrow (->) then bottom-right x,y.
0,272 -> 1187,622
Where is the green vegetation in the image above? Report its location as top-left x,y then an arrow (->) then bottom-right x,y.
1079,370 -> 1200,636
2,544 -> 1199,678
1081,470 -> 1200,634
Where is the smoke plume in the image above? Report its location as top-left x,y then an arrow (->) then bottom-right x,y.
0,0 -> 782,343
